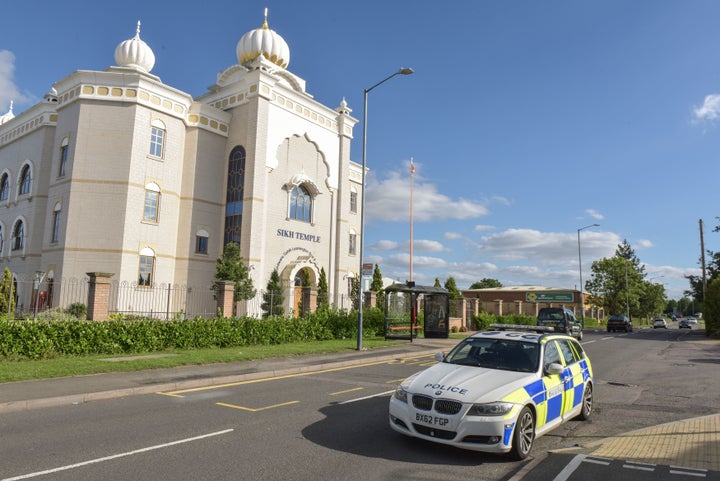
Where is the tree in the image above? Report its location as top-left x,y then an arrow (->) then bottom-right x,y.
638,280 -> 666,319
261,269 -> 284,318
444,277 -> 461,317
586,256 -> 644,317
0,267 -> 15,316
469,278 -> 503,289
317,267 -> 329,311
370,264 -> 386,312
215,242 -> 256,302
433,278 -> 442,288
702,277 -> 720,337
350,277 -> 359,309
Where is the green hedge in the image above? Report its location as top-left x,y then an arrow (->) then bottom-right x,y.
0,307 -> 389,360
472,312 -> 536,331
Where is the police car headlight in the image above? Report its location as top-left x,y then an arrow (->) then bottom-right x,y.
467,402 -> 514,416
393,387 -> 408,403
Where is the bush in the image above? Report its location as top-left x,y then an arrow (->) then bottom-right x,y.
67,303 -> 87,320
472,312 -> 535,331
0,308 -> 374,360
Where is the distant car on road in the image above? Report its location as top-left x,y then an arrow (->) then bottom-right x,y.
687,318 -> 698,325
536,307 -> 584,340
606,315 -> 632,333
653,318 -> 668,329
679,319 -> 692,329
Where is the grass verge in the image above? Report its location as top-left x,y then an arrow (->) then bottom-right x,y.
0,336 -> 458,384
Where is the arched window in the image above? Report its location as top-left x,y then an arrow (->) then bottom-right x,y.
350,186 -> 358,213
19,165 -> 31,195
290,185 -> 311,222
51,202 -> 62,243
138,247 -> 155,287
224,146 -> 245,247
58,137 -> 69,177
349,228 -> 357,255
195,229 -> 209,254
143,182 -> 161,222
149,119 -> 166,158
12,220 -> 24,250
0,173 -> 9,201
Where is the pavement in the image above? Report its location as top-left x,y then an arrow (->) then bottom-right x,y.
1,336 -> 718,474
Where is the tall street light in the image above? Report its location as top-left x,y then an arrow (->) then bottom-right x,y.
577,223 -> 599,324
357,67 -> 414,351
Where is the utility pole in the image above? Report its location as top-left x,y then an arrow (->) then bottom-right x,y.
700,219 -> 707,300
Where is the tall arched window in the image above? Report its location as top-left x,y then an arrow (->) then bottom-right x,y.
51,202 -> 62,243
224,146 -> 246,247
143,182 -> 161,222
138,247 -> 155,287
0,173 -> 8,201
12,220 -> 24,250
19,165 -> 31,195
58,137 -> 69,177
149,119 -> 166,158
290,185 -> 311,222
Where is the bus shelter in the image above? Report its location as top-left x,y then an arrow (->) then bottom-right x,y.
384,283 -> 450,341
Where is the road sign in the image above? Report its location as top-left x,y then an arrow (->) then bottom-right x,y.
526,292 -> 574,302
362,263 -> 373,277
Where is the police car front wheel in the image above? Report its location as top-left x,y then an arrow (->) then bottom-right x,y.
577,382 -> 593,421
510,406 -> 535,460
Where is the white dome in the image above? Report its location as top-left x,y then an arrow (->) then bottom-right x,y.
236,11 -> 290,69
114,21 -> 156,73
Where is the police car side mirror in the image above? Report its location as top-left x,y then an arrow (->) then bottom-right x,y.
435,352 -> 445,362
545,363 -> 564,375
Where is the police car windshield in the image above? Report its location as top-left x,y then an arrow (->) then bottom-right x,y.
444,338 -> 540,373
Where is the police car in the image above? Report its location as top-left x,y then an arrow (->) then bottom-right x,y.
388,325 -> 594,459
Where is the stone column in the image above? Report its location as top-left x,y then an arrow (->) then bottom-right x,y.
495,299 -> 504,316
86,272 -> 114,321
215,281 -> 235,318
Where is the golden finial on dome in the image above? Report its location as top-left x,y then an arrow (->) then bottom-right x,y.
262,8 -> 269,29
136,20 -> 141,38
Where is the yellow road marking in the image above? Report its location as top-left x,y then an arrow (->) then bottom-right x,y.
216,400 -> 300,412
330,387 -> 364,396
158,358 -> 406,397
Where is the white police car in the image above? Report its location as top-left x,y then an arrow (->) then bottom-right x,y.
388,325 -> 594,459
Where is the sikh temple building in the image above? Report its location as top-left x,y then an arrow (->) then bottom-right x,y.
0,14 -> 362,317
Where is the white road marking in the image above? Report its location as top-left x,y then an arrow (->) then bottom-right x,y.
551,454 -> 586,481
338,390 -> 394,405
1,429 -> 234,481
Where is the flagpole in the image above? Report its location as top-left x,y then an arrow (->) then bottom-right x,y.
410,158 -> 414,283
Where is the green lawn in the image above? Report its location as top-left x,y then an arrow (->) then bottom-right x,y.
0,335 -> 467,384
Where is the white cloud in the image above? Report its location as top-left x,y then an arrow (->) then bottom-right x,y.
693,93 -> 720,121
585,209 -> 604,220
369,240 -> 399,251
477,228 -> 618,264
473,224 -> 496,232
634,239 -> 654,250
369,238 -> 450,253
444,232 -> 463,240
365,169 -> 489,223
0,50 -> 32,111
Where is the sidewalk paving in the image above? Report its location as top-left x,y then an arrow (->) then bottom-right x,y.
1,335 -> 718,473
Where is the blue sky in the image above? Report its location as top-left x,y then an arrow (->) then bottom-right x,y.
2,1 -> 718,300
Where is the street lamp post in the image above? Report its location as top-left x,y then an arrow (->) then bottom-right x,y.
577,223 -> 599,324
357,67 -> 414,351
